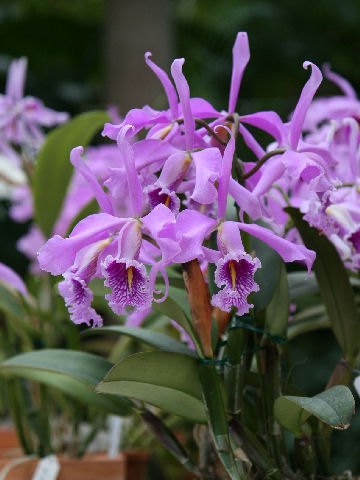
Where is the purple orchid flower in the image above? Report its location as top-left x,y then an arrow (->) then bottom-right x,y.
205,129 -> 316,312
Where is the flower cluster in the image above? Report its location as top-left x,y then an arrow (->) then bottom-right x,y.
254,63 -> 360,271
38,32 -> 317,327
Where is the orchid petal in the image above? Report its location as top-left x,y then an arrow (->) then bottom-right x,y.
117,125 -> 143,216
240,111 -> 285,145
323,63 -> 357,99
239,124 -> 265,159
171,58 -> 195,151
237,222 -> 316,274
251,157 -> 286,197
217,126 -> 235,220
0,262 -> 27,296
5,58 -> 27,101
145,52 -> 179,118
290,62 -> 323,150
38,213 -> 126,275
70,146 -> 114,215
228,178 -> 262,220
191,148 -> 221,205
228,32 -> 250,114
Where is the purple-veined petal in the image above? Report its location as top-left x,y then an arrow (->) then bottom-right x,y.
146,185 -> 180,214
145,52 -> 178,118
58,275 -> 103,327
228,32 -> 250,114
0,262 -> 27,296
102,256 -> 152,314
117,125 -> 143,216
237,222 -> 316,273
70,146 -> 114,215
290,62 -> 323,150
211,251 -> 260,313
323,63 -> 357,99
217,127 -> 235,220
171,58 -> 195,151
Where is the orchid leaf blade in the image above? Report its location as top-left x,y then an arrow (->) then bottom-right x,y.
96,351 -> 206,423
33,110 -> 110,237
274,386 -> 355,436
286,207 -> 360,360
82,325 -> 197,357
0,349 -> 131,415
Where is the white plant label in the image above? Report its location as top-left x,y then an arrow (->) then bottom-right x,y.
31,455 -> 60,480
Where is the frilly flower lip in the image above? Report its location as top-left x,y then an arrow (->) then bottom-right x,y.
212,251 -> 261,313
102,256 -> 152,314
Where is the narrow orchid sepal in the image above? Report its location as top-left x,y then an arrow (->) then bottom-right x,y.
171,58 -> 195,151
228,32 -> 250,114
217,126 -> 235,220
237,222 -> 316,274
116,125 -> 143,217
70,146 -> 114,215
145,52 -> 179,119
290,61 -> 323,150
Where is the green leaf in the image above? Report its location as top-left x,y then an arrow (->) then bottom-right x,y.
0,282 -> 25,321
198,363 -> 245,479
96,351 -> 206,423
265,261 -> 289,338
288,271 -> 318,299
33,111 -> 109,237
286,207 -> 360,360
0,349 -> 131,415
152,296 -> 202,355
274,385 -> 355,436
251,236 -> 281,311
82,325 -> 197,357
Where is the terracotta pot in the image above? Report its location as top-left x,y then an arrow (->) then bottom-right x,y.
0,450 -> 149,480
0,428 -> 21,459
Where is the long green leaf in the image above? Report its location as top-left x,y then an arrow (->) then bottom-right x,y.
33,111 -> 109,237
152,296 -> 202,354
274,385 -> 355,436
0,349 -> 131,415
251,236 -> 281,311
96,351 -> 206,423
198,363 -> 245,480
82,325 -> 196,357
286,207 -> 360,360
265,260 -> 289,337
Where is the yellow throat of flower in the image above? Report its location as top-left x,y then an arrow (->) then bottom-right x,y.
229,260 -> 236,290
127,266 -> 133,292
